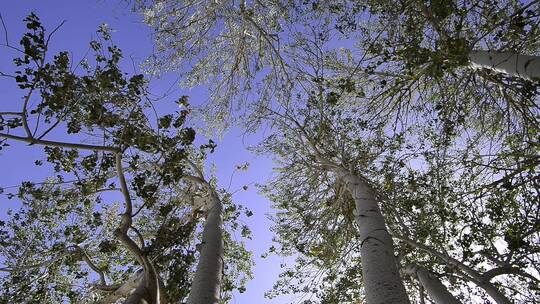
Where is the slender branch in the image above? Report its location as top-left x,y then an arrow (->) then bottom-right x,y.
394,234 -> 482,281
482,265 -> 540,283
44,20 -> 66,49
94,188 -> 121,193
76,246 -> 107,286
0,13 -> 9,46
20,88 -> 34,137
0,249 -> 70,272
0,132 -> 120,152
113,153 -> 160,304
0,71 -> 16,79
0,112 -> 22,116
130,226 -> 146,249
36,116 -> 63,140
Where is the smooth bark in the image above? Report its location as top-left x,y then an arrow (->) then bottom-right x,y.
396,235 -> 512,304
96,272 -> 143,304
335,168 -> 410,304
403,264 -> 461,304
469,50 -> 540,81
186,189 -> 223,304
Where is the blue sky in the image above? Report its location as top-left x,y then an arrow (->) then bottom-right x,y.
0,1 -> 295,302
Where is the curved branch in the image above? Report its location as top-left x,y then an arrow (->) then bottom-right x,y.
114,153 -> 160,304
76,246 -> 107,286
94,271 -> 144,304
394,234 -> 512,304
482,265 -> 540,283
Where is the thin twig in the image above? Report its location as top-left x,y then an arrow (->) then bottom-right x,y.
0,13 -> 9,46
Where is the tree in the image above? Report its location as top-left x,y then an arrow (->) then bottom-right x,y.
254,102 -> 414,303
135,1 -> 540,302
183,160 -> 224,304
0,14 -> 252,303
257,88 -> 538,303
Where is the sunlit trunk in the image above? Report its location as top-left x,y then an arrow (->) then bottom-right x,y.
403,264 -> 461,304
336,168 -> 410,304
187,191 -> 223,304
469,50 -> 540,81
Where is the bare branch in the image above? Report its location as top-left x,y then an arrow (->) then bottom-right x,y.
0,112 -> 22,116
0,13 -> 9,46
0,249 -> 70,273
0,132 -> 120,152
76,246 -> 107,286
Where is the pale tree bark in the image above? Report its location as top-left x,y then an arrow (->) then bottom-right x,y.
403,264 -> 461,304
469,51 -> 540,81
185,164 -> 224,304
333,166 -> 410,304
419,3 -> 540,82
395,235 -> 512,304
187,192 -> 223,304
95,272 -> 143,304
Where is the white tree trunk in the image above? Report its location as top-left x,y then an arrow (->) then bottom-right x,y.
187,191 -> 223,304
469,50 -> 540,81
336,168 -> 410,304
403,264 -> 461,304
396,236 -> 512,304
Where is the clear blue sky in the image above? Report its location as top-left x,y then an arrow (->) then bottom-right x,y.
0,1 -> 294,302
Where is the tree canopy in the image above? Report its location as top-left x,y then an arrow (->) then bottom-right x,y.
0,1 -> 539,303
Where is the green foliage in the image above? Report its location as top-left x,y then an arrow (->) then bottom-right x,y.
0,14 -> 252,303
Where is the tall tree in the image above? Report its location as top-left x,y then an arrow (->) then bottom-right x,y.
258,89 -> 538,303
183,160 -> 224,304
135,1 -> 540,302
0,14 -> 252,303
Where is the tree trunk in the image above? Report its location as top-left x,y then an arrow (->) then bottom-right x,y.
478,282 -> 514,304
396,235 -> 512,304
186,190 -> 223,304
469,50 -> 540,81
336,168 -> 410,304
403,264 -> 461,304
124,275 -> 152,304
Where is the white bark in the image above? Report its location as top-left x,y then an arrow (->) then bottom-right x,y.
403,264 -> 461,304
396,236 -> 512,304
469,50 -> 540,81
336,168 -> 410,304
186,190 -> 223,304
95,272 -> 143,304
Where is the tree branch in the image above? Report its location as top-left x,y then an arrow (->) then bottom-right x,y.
94,271 -> 144,304
75,246 -> 107,286
0,132 -> 120,152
